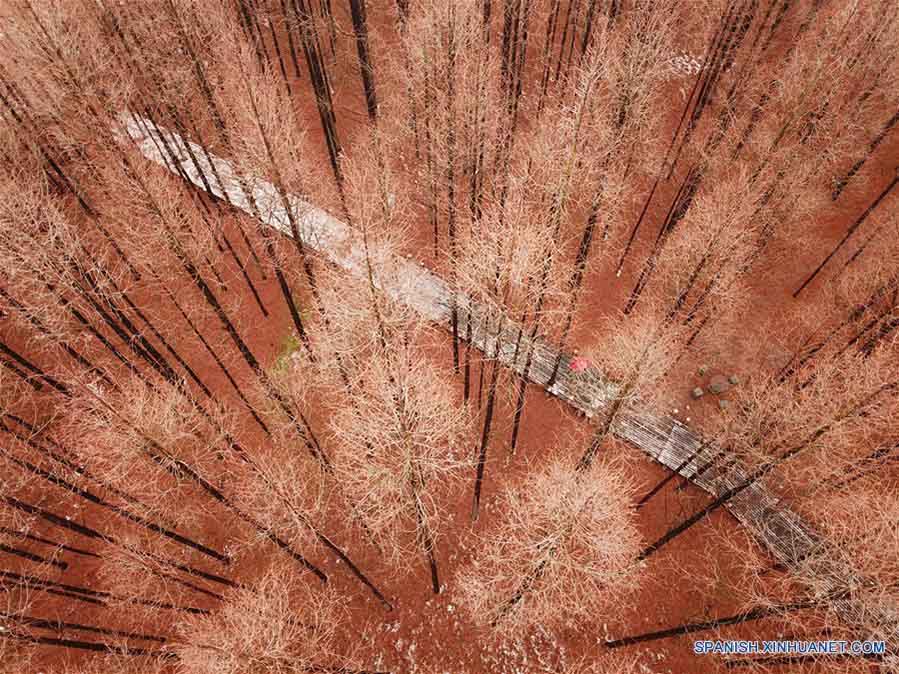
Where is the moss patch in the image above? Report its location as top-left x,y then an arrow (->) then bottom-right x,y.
272,332 -> 302,374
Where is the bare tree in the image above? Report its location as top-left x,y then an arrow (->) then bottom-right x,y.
1,0 -> 899,671
457,456 -> 643,635
454,165 -> 564,517
640,345 -> 899,560
174,563 -> 359,674
334,343 -> 472,594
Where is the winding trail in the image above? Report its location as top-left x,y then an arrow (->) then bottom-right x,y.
118,112 -> 898,658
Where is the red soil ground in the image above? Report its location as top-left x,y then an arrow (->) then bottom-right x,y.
0,184 -> 842,674
3,3 -> 894,673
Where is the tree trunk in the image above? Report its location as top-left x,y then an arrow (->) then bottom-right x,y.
348,0 -> 378,121
472,313 -> 506,521
0,543 -> 68,570
605,599 -> 816,647
0,340 -> 69,396
794,173 -> 899,297
832,106 -> 899,200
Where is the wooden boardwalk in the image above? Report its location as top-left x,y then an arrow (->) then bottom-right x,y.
119,113 -> 898,657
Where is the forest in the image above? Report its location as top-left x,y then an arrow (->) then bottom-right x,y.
0,0 -> 897,672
